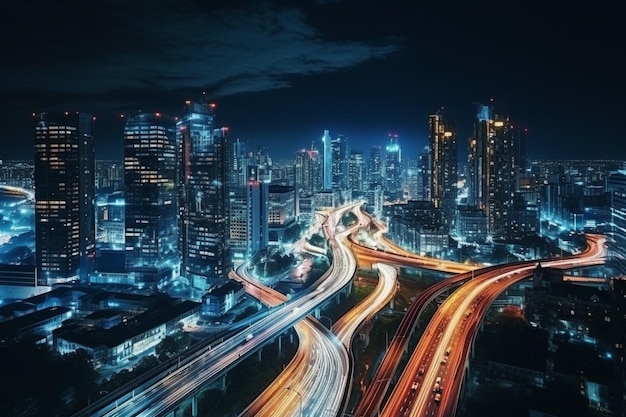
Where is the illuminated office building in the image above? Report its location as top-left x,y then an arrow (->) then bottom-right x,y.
178,100 -> 231,291
349,150 -> 366,196
429,108 -> 458,228
468,101 -> 522,239
34,112 -> 95,285
367,145 -> 384,188
385,134 -> 403,200
416,146 -> 431,201
331,134 -> 350,192
322,130 -> 332,191
229,180 -> 268,265
294,146 -> 321,196
123,111 -> 178,288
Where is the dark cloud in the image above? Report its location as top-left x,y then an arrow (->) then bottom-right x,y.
1,1 -> 399,100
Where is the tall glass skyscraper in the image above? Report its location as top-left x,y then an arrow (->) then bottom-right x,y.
385,133 -> 403,199
331,134 -> 350,192
34,112 -> 95,285
178,100 -> 231,291
123,111 -> 178,288
322,130 -> 332,191
468,101 -> 519,239
429,108 -> 458,228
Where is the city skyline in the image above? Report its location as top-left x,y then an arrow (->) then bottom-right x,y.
1,1 -> 623,162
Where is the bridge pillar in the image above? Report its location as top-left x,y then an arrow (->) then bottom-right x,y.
257,347 -> 262,362
290,330 -> 294,344
277,335 -> 282,356
335,293 -> 341,305
314,308 -> 321,319
191,395 -> 198,417
220,374 -> 227,391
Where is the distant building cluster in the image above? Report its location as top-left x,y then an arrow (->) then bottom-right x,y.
2,96 -> 626,382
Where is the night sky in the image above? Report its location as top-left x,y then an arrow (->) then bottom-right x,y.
1,0 -> 623,162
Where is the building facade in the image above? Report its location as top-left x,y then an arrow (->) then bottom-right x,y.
123,111 -> 178,288
178,100 -> 231,291
34,112 -> 95,285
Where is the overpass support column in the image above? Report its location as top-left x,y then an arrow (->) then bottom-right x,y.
220,374 -> 227,391
191,395 -> 198,417
257,348 -> 262,362
314,308 -> 321,319
277,335 -> 282,356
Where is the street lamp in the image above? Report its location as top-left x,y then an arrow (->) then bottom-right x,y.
284,386 -> 302,417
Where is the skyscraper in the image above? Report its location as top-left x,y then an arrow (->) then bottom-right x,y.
331,134 -> 350,192
123,111 -> 178,288
349,150 -> 366,196
367,145 -> 384,188
468,101 -> 520,239
34,112 -> 95,285
429,108 -> 458,228
322,130 -> 332,191
294,146 -> 321,196
178,100 -> 231,291
385,134 -> 403,200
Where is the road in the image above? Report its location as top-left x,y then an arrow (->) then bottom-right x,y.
378,234 -> 606,417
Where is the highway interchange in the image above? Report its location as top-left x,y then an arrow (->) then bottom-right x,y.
74,203 -> 607,417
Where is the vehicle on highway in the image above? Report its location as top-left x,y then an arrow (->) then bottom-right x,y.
411,381 -> 419,391
433,382 -> 440,392
434,392 -> 441,402
243,333 -> 254,344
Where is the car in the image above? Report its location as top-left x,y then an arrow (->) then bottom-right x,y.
418,365 -> 425,375
411,382 -> 419,391
434,392 -> 441,402
242,333 -> 254,344
433,382 -> 440,392
435,376 -> 441,384
440,356 -> 447,365
445,347 -> 452,356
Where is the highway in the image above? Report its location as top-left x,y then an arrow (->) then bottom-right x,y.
378,234 -> 606,417
72,202 -> 364,417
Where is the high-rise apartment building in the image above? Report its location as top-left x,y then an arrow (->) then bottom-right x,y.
367,146 -> 384,188
331,134 -> 350,192
294,146 -> 321,196
467,101 -> 522,239
385,134 -> 403,200
416,146 -> 431,201
429,108 -> 458,228
229,180 -> 268,265
178,100 -> 231,291
349,150 -> 366,196
322,130 -> 332,191
123,111 -> 178,288
34,112 -> 95,285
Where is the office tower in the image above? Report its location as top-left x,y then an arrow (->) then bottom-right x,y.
417,145 -> 431,201
34,112 -> 95,285
229,180 -> 268,266
331,134 -> 350,192
367,145 -> 384,188
123,111 -> 178,288
349,150 -> 366,196
294,146 -> 321,196
468,100 -> 521,239
429,108 -> 458,228
385,134 -> 403,199
404,159 -> 419,201
96,191 -> 125,250
178,100 -> 231,291
268,184 -> 296,243
607,171 -> 626,273
322,130 -> 332,191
